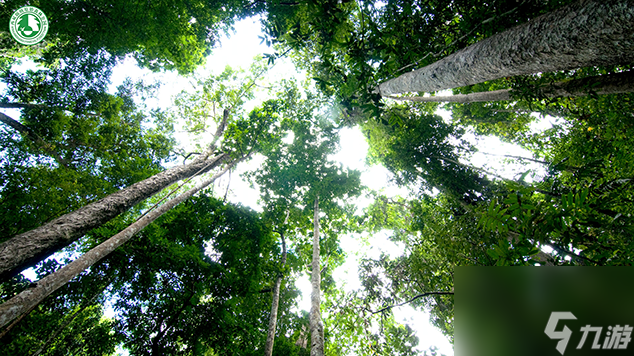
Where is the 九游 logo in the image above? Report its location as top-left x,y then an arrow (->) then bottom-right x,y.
9,6 -> 49,45
545,311 -> 632,355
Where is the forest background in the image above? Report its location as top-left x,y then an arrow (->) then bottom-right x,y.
0,0 -> 633,356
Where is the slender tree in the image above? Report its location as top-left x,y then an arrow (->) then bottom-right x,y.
310,195 -> 325,356
378,0 -> 634,96
264,211 -> 289,356
386,70 -> 634,103
246,83 -> 361,356
0,111 -> 230,281
0,160 -> 236,329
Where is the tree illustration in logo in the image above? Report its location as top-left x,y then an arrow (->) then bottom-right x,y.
17,14 -> 40,37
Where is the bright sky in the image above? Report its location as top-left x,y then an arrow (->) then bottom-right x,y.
5,13 -> 554,356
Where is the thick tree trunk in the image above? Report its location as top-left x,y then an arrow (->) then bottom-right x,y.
378,0 -> 634,96
387,89 -> 513,103
309,195 -> 324,356
0,164 -> 233,329
264,225 -> 288,356
386,70 -> 634,103
0,153 -> 227,282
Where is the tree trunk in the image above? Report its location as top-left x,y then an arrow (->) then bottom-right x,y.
0,143 -> 229,282
264,217 -> 288,356
0,163 -> 234,329
386,70 -> 634,103
0,103 -> 47,110
378,0 -> 634,96
309,195 -> 324,356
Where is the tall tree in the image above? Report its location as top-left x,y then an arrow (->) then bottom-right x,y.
310,195 -> 325,356
0,60 -> 270,280
0,116 -> 227,281
0,60 -> 177,280
246,82 -> 362,355
0,160 -> 234,329
264,211 -> 289,356
378,0 -> 634,96
385,70 -> 634,103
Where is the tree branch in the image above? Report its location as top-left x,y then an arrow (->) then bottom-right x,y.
0,112 -> 69,167
0,102 -> 47,110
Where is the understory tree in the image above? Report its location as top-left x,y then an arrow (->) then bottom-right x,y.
246,81 -> 362,356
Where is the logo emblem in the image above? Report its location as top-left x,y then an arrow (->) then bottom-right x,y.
545,312 -> 577,355
9,6 -> 49,45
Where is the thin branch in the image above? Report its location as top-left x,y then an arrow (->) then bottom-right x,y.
181,152 -> 201,165
0,102 -> 47,110
0,112 -> 69,167
464,149 -> 550,165
222,168 -> 232,203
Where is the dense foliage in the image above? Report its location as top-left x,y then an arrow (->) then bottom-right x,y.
1,1 -> 633,355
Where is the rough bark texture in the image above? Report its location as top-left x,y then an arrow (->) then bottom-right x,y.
264,227 -> 288,356
309,195 -> 324,356
386,70 -> 634,103
0,152 -> 228,282
378,0 -> 634,96
387,89 -> 511,103
0,164 -> 233,329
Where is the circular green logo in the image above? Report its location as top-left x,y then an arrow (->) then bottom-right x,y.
9,6 -> 49,45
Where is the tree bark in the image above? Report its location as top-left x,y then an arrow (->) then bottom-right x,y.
309,195 -> 324,356
0,152 -> 228,281
264,214 -> 288,356
0,107 -> 232,282
378,0 -> 634,96
0,163 -> 234,329
386,70 -> 634,103
0,153 -> 228,282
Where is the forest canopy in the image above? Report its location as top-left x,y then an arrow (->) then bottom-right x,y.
0,0 -> 633,355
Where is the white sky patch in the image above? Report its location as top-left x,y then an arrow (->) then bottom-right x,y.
332,231 -> 454,355
466,133 -> 546,183
393,305 -> 454,355
294,272 -> 312,312
331,126 -> 368,171
281,130 -> 295,144
212,154 -> 264,211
